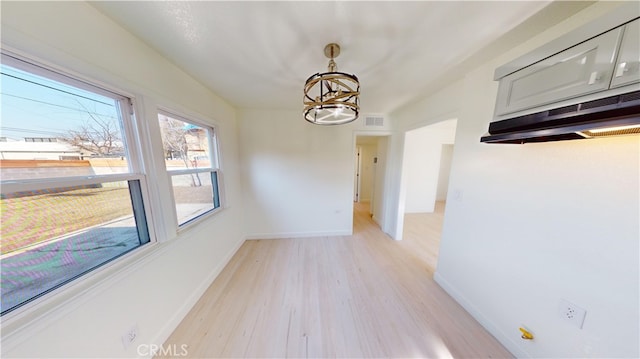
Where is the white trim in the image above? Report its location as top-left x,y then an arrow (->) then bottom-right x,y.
134,96 -> 172,244
245,230 -> 352,240
165,172 -> 181,232
156,106 -> 220,130
120,98 -> 142,174
167,168 -> 216,176
1,173 -> 144,194
433,272 -> 526,358
137,174 -> 158,245
176,206 -> 225,233
215,169 -> 228,211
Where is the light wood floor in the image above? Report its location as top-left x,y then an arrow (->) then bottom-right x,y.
401,201 -> 447,274
161,202 -> 512,358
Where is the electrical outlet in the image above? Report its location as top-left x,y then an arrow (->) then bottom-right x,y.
121,324 -> 139,349
559,299 -> 586,329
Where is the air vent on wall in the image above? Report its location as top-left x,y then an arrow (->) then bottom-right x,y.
365,116 -> 384,127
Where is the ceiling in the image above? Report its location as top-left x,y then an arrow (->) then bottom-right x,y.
92,1 -> 592,116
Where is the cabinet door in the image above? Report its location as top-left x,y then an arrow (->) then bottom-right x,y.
611,19 -> 640,88
495,27 -> 623,116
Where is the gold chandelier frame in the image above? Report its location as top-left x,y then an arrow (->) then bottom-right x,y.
303,43 -> 360,125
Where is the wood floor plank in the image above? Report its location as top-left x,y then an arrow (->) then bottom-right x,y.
161,201 -> 512,358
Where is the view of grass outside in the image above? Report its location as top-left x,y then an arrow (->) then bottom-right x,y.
171,173 -> 216,224
0,186 -> 131,255
0,182 -> 216,256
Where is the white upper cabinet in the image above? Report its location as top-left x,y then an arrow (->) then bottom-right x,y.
611,19 -> 640,89
495,27 -> 623,116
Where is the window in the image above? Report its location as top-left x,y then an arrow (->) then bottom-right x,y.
0,53 -> 151,315
158,112 -> 221,226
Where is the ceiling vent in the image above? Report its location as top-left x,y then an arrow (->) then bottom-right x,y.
365,116 -> 384,127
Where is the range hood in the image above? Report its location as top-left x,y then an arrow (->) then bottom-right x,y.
480,90 -> 640,144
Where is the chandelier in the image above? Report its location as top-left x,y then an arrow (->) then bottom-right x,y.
303,43 -> 360,125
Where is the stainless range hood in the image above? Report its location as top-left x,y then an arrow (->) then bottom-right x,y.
480,90 -> 640,144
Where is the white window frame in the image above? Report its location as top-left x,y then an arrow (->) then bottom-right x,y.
157,109 -> 223,230
0,51 -> 156,316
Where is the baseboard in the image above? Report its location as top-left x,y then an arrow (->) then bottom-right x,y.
148,237 -> 246,355
245,230 -> 352,240
433,271 -> 529,358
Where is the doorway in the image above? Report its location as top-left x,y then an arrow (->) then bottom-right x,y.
398,119 -> 457,272
353,135 -> 389,229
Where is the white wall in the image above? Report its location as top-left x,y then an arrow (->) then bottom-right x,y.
239,109 -> 354,239
401,120 -> 456,213
390,2 -> 639,358
436,144 -> 454,201
1,2 -> 245,358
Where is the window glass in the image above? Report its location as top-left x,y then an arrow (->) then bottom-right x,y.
171,172 -> 220,225
158,114 -> 212,170
0,55 -> 150,315
158,112 -> 220,226
1,64 -> 129,179
1,181 -> 150,313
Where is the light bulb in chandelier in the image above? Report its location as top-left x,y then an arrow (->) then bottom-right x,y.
333,105 -> 344,118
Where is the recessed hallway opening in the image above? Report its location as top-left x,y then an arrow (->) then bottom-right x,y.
353,135 -> 389,232
396,119 -> 456,273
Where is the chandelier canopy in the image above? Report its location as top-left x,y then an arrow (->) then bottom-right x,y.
303,43 -> 360,125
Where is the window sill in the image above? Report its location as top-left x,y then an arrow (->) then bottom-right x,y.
176,205 -> 226,235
